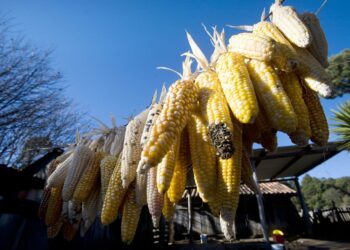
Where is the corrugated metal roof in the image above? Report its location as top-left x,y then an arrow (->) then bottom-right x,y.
182,182 -> 296,198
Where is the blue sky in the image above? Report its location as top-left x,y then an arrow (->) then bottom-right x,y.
0,0 -> 349,178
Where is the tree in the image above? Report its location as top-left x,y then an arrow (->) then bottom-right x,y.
326,49 -> 350,98
0,17 -> 88,167
332,100 -> 350,151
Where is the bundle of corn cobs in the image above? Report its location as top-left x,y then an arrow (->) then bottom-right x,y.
39,0 -> 331,243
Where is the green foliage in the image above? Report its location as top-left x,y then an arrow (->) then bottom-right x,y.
301,174 -> 350,210
326,49 -> 350,98
332,100 -> 350,151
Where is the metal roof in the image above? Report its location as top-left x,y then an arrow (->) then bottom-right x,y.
251,141 -> 342,181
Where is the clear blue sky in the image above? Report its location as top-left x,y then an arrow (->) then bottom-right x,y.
0,0 -> 349,179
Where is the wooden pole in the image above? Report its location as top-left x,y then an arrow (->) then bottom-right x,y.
187,191 -> 193,243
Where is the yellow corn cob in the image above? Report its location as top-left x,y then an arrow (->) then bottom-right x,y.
46,153 -> 73,188
167,130 -> 189,203
302,82 -> 329,146
62,145 -> 93,201
195,70 -> 235,158
138,80 -> 198,173
80,185 -> 100,237
254,110 -> 278,152
218,117 -> 242,227
228,32 -> 276,61
300,12 -> 328,68
62,222 -> 77,241
241,150 -> 258,193
47,218 -> 63,239
156,137 -> 180,194
207,192 -> 221,217
294,46 -> 332,97
121,187 -> 142,245
242,123 -> 261,154
270,1 -> 312,48
101,155 -> 126,225
148,166 -> 164,228
187,113 -> 217,203
280,72 -> 311,146
121,109 -> 149,189
39,188 -> 51,220
135,171 -> 147,206
216,52 -> 259,124
45,186 -> 63,226
72,151 -> 105,203
252,21 -> 298,72
100,155 -> 117,206
247,59 -> 297,133
162,195 -> 176,222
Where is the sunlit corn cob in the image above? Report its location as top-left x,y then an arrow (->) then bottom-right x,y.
80,185 -> 100,237
218,118 -> 242,227
247,59 -> 297,133
187,113 -> 217,202
167,130 -> 189,204
101,155 -> 126,225
47,218 -> 63,239
100,155 -> 117,206
252,21 -> 298,72
228,32 -> 276,62
270,1 -> 312,48
138,80 -> 198,173
45,186 -> 63,226
121,187 -> 142,245
302,82 -> 329,146
156,137 -> 180,194
110,126 -> 126,157
207,192 -> 221,217
294,46 -> 332,97
62,145 -> 93,201
121,108 -> 149,189
254,110 -> 278,152
280,72 -> 311,146
46,153 -> 73,188
162,195 -> 176,222
241,150 -> 258,193
220,215 -> 235,240
216,52 -> 259,124
72,151 -> 105,203
62,222 -> 77,241
300,12 -> 329,68
135,171 -> 147,206
148,166 -> 164,228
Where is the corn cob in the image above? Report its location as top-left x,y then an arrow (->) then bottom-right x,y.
162,195 -> 176,222
280,72 -> 311,146
121,108 -> 149,189
138,79 -> 198,173
300,12 -> 328,68
110,126 -> 126,157
156,137 -> 180,194
167,129 -> 189,204
62,222 -> 77,241
80,185 -> 100,237
62,145 -> 93,201
67,201 -> 82,228
242,123 -> 261,154
101,155 -> 126,225
100,155 -> 117,206
121,187 -> 142,245
135,171 -> 147,206
148,165 -> 164,228
103,130 -> 116,154
241,150 -> 258,193
247,59 -> 297,133
46,153 -> 73,188
218,117 -> 242,229
302,82 -> 329,146
72,151 -> 105,203
216,52 -> 259,124
45,186 -> 63,226
255,110 -> 278,152
270,1 -> 312,48
61,201 -> 69,222
187,113 -> 217,203
294,46 -> 332,97
228,32 -> 276,62
220,215 -> 235,240
47,218 -> 63,239
39,188 -> 51,220
207,192 -> 221,217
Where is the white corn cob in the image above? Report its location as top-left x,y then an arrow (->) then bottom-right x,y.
110,126 -> 126,157
80,186 -> 100,237
147,166 -> 164,228
67,201 -> 82,229
46,153 -> 73,188
135,171 -> 148,206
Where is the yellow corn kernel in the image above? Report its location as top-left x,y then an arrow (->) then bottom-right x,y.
39,188 -> 51,220
47,218 -> 63,239
247,59 -> 297,133
255,110 -> 278,152
187,113 -> 217,203
100,155 -> 117,206
163,195 -> 176,222
45,186 -> 63,226
148,166 -> 164,228
216,52 -> 259,124
135,171 -> 147,206
270,1 -> 312,48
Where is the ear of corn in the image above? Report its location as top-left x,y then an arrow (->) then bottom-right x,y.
67,201 -> 82,228
140,103 -> 163,147
45,186 -> 63,226
187,113 -> 217,203
47,218 -> 63,239
62,222 -> 77,241
241,150 -> 258,193
216,52 -> 259,124
162,194 -> 176,222
270,1 -> 312,48
100,155 -> 118,207
101,154 -> 126,225
39,188 -> 51,220
72,151 -> 105,203
121,187 -> 142,245
46,153 -> 73,188
207,190 -> 221,217
302,82 -> 329,146
255,111 -> 278,152
300,12 -> 329,68
247,59 -> 297,133
138,80 -> 198,173
62,145 -> 93,201
110,126 -> 126,157
148,165 -> 164,228
228,32 -> 276,62
80,185 -> 100,237
135,171 -> 148,206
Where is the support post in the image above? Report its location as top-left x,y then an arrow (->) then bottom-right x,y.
294,177 -> 313,236
251,160 -> 270,248
187,191 -> 193,243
